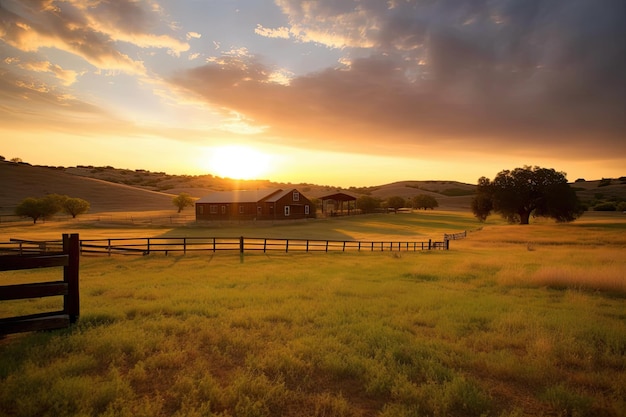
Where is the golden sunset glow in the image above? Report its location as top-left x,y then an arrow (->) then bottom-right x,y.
206,145 -> 271,180
0,1 -> 623,186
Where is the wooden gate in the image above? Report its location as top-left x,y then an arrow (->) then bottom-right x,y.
0,234 -> 79,335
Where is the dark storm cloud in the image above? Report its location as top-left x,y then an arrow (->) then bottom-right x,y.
173,0 -> 625,158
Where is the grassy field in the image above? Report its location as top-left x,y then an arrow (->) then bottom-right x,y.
1,212 -> 625,417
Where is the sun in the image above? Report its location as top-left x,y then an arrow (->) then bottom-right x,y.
207,145 -> 271,180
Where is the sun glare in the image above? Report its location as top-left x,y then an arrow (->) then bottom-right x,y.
206,145 -> 271,180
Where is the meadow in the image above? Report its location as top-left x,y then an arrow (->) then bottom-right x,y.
1,211 -> 625,417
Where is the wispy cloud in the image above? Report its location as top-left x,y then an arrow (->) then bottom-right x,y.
254,24 -> 290,39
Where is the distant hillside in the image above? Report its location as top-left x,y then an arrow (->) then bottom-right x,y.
60,166 -> 479,210
0,162 -> 176,214
2,161 -> 624,214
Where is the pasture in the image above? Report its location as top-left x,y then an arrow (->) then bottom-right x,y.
1,211 -> 625,417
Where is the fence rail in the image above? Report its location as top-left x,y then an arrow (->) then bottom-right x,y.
444,231 -> 467,241
75,236 -> 450,256
1,233 -> 466,258
0,234 -> 80,335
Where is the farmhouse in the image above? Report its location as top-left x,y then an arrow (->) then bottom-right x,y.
195,188 -> 315,221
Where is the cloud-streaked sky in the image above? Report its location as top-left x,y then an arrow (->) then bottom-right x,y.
1,0 -> 624,187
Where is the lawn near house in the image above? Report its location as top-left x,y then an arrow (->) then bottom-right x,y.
1,211 -> 625,417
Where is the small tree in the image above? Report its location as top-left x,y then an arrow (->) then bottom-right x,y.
173,192 -> 195,213
63,197 -> 90,218
387,196 -> 406,213
412,194 -> 439,210
356,195 -> 381,213
15,195 -> 63,223
471,166 -> 583,224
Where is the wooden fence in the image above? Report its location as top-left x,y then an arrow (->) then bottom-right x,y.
75,236 -> 450,256
444,231 -> 467,241
0,234 -> 80,335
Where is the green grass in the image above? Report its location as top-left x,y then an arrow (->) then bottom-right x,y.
1,212 -> 625,416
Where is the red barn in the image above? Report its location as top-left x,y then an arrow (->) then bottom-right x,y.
195,188 -> 315,221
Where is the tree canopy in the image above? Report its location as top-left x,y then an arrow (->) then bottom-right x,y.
172,193 -> 195,213
63,197 -> 90,218
356,195 -> 381,214
471,166 -> 583,224
386,196 -> 406,213
412,194 -> 439,210
15,194 -> 90,223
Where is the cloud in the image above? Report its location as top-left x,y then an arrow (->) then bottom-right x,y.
171,0 -> 625,160
186,31 -> 201,40
254,24 -> 290,39
0,0 -> 189,73
16,59 -> 78,86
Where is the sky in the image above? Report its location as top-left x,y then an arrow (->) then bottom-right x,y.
0,0 -> 624,187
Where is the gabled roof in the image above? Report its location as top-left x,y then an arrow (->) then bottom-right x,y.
264,188 -> 296,203
196,188 -> 282,204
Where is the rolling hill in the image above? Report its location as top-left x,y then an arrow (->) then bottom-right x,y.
0,162 -> 176,214
2,161 -> 624,215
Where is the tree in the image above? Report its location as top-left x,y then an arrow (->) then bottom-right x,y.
412,194 -> 439,210
15,195 -> 62,223
356,195 -> 381,213
387,196 -> 406,213
172,192 -> 195,213
62,197 -> 90,218
471,166 -> 583,224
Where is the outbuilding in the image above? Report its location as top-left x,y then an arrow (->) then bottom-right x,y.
319,192 -> 357,216
195,188 -> 315,221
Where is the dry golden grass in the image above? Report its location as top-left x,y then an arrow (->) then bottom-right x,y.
1,211 -> 625,416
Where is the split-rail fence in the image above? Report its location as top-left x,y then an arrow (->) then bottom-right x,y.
2,235 -> 459,257
0,233 -> 80,335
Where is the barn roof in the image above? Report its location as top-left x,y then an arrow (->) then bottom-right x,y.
319,192 -> 357,201
196,188 -> 282,204
264,188 -> 307,203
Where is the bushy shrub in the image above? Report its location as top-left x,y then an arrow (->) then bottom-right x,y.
593,202 -> 616,211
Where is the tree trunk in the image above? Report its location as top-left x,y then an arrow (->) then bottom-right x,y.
519,211 -> 531,225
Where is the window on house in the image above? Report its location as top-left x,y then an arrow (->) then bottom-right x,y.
210,205 -> 217,214
221,205 -> 226,214
198,206 -> 204,214
239,205 -> 245,214
293,191 -> 300,201
284,206 -> 290,216
257,207 -> 262,214
305,205 -> 309,215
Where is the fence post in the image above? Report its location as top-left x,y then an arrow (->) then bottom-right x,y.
306,240 -> 309,252
285,239 -> 289,253
428,239 -> 431,250
240,236 -> 244,263
446,239 -> 450,250
63,233 -> 80,323
183,238 -> 187,254
108,239 -> 111,256
263,239 -> 267,253
147,238 -> 151,255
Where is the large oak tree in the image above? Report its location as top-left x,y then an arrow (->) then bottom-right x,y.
471,166 -> 583,224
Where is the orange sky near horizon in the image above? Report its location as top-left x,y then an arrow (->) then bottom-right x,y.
1,1 -> 624,187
